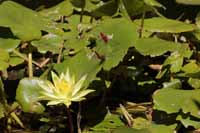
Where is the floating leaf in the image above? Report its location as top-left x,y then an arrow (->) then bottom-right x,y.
182,61 -> 200,74
91,0 -> 118,17
113,123 -> 175,133
70,0 -> 86,8
176,0 -> 200,5
31,33 -> 63,53
91,18 -> 138,70
153,88 -> 200,118
16,78 -> 45,114
134,17 -> 196,33
0,1 -> 61,41
9,56 -> 24,67
144,0 -> 165,9
54,49 -> 102,86
134,38 -> 179,57
121,0 -> 152,17
188,78 -> 200,89
0,38 -> 20,52
164,52 -> 183,73
39,1 -> 73,20
176,115 -> 200,129
0,48 -> 9,71
90,113 -> 124,132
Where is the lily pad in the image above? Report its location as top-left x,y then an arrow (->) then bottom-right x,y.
176,0 -> 200,5
0,1 -> 60,41
91,18 -> 138,70
0,38 -> 20,52
134,17 -> 196,33
39,1 -> 73,20
90,113 -> 124,132
31,33 -> 63,53
153,88 -> 200,118
16,78 -> 45,114
134,38 -> 180,57
54,48 -> 102,86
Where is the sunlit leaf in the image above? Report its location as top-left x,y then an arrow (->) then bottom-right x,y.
90,113 -> 124,132
113,123 -> 175,133
121,0 -> 152,17
134,38 -> 179,57
0,38 -> 20,52
91,18 -> 138,70
153,88 -> 200,118
134,17 -> 196,33
54,49 -> 102,86
39,1 -> 73,20
0,48 -> 9,71
177,115 -> 200,129
16,78 -> 45,114
0,1 -> 63,41
31,33 -> 63,53
144,0 -> 165,9
176,0 -> 200,5
164,52 -> 183,73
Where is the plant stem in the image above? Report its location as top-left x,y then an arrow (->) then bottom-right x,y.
28,53 -> 33,78
57,43 -> 64,64
119,104 -> 134,127
139,7 -> 146,38
67,107 -> 74,133
80,7 -> 84,23
77,102 -> 82,133
13,50 -> 41,68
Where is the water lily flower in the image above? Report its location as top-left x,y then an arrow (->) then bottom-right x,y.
38,69 -> 94,107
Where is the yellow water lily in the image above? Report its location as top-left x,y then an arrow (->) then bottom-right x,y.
38,69 -> 94,107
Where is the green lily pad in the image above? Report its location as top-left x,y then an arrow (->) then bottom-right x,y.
0,1 -> 60,41
0,38 -> 20,52
91,0 -> 118,17
164,52 -> 183,73
31,33 -> 63,53
39,1 -> 73,20
54,48 -> 102,86
176,115 -> 200,129
91,18 -> 138,70
188,78 -> 200,89
90,113 -> 124,132
134,17 -> 196,33
134,38 -> 180,57
16,78 -> 45,114
0,48 -> 9,71
113,123 -> 175,133
153,88 -> 200,118
9,56 -> 24,67
176,0 -> 200,5
121,0 -> 152,17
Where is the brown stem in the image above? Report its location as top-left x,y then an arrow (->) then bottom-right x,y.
13,50 -> 41,68
77,102 -> 82,133
67,107 -> 74,133
80,7 -> 84,23
40,58 -> 50,68
139,8 -> 146,38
